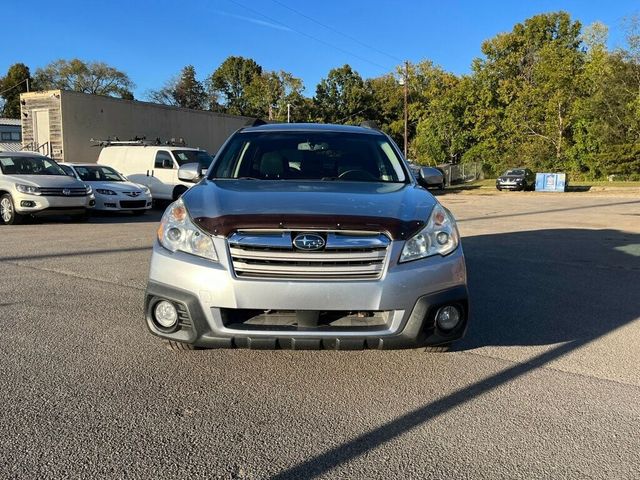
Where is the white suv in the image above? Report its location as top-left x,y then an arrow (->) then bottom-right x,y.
0,152 -> 95,224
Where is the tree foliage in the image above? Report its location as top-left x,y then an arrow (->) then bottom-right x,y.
147,65 -> 208,110
34,59 -> 134,99
0,63 -> 33,118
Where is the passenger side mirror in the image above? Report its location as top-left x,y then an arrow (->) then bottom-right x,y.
178,162 -> 202,183
418,167 -> 444,188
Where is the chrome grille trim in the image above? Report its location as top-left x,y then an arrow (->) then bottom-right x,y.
39,187 -> 88,197
228,231 -> 390,280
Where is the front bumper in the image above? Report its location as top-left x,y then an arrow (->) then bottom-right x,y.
94,193 -> 152,211
144,240 -> 469,350
496,181 -> 523,190
14,192 -> 95,215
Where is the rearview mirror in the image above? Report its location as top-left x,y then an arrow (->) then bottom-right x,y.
418,167 -> 444,188
178,162 -> 202,183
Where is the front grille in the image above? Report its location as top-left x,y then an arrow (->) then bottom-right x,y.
123,191 -> 141,197
119,200 -> 147,208
228,230 -> 390,280
39,187 -> 87,197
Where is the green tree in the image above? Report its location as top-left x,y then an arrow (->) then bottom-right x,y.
314,65 -> 370,124
208,56 -> 263,116
0,63 -> 33,118
468,12 -> 584,174
245,70 -> 306,121
35,59 -> 134,98
148,65 -> 207,110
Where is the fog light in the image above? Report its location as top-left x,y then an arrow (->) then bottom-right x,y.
20,200 -> 35,207
154,300 -> 178,328
436,232 -> 449,245
435,305 -> 461,331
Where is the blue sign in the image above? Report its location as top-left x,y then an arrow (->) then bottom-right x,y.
535,173 -> 566,192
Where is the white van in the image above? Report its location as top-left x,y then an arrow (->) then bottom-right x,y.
97,145 -> 214,201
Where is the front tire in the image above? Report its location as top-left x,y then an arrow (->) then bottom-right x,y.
0,194 -> 24,225
172,185 -> 188,201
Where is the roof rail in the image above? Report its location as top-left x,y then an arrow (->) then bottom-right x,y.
90,136 -> 188,147
359,120 -> 380,130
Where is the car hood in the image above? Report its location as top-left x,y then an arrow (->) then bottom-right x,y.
86,181 -> 145,193
9,174 -> 87,188
184,180 -> 437,240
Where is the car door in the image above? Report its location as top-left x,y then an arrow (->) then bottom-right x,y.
150,150 -> 177,199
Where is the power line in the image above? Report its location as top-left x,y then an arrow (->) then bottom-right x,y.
270,0 -> 402,64
225,0 -> 393,73
0,77 -> 28,97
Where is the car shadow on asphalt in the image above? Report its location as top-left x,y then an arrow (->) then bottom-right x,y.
272,228 -> 640,479
27,206 -> 165,225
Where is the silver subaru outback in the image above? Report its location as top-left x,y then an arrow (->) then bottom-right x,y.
145,123 -> 468,351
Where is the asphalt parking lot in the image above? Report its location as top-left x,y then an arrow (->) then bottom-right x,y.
1,192 -> 639,479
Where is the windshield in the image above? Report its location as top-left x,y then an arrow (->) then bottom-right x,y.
73,165 -> 126,182
505,169 -> 525,176
211,131 -> 407,183
0,155 -> 66,176
173,150 -> 214,168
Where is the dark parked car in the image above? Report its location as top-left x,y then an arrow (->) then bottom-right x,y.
496,168 -> 535,191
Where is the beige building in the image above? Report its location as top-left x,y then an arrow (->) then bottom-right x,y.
19,90 -> 252,162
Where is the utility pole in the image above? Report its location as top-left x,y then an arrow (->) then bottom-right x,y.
26,78 -> 30,92
287,103 -> 291,123
403,60 -> 409,160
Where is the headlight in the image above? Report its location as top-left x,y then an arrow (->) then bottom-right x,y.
15,184 -> 41,195
157,198 -> 217,261
96,188 -> 115,195
141,186 -> 151,194
400,204 -> 459,263
85,185 -> 93,195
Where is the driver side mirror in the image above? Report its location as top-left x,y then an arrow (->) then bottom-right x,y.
178,162 -> 202,183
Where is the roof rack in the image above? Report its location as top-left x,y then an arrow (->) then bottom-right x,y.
90,136 -> 188,147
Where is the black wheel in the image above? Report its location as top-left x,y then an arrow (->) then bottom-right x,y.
0,194 -> 24,225
132,209 -> 147,216
415,344 -> 451,353
496,186 -> 502,191
521,182 -> 528,191
172,186 -> 188,201
164,339 -> 198,351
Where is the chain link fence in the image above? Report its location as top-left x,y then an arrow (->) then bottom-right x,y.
438,162 -> 483,186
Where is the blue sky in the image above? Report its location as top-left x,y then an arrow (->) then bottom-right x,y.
3,0 -> 638,98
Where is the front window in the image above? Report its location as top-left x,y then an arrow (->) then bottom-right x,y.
172,150 -> 214,168
73,165 -> 126,182
0,156 -> 66,176
211,131 -> 407,183
505,169 -> 525,176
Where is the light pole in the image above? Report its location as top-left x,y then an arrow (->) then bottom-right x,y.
287,103 -> 291,123
398,61 -> 409,159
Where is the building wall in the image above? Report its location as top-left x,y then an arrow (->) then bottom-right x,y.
59,91 -> 251,163
19,91 -> 64,159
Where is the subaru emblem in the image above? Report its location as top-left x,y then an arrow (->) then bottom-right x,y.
62,188 -> 71,196
293,233 -> 325,251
